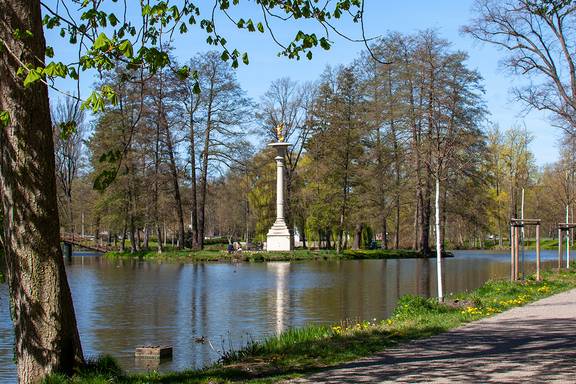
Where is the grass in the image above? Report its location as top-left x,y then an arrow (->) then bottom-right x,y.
471,238 -> 561,251
104,248 -> 448,263
43,267 -> 576,384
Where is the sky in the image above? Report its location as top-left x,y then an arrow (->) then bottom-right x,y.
46,0 -> 561,166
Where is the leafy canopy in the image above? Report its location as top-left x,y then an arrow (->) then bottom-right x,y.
6,0 -> 366,113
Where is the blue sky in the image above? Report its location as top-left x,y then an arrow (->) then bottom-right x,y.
46,0 -> 560,165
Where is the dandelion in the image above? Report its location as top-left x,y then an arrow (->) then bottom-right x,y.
537,286 -> 550,294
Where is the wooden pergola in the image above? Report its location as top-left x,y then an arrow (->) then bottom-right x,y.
510,219 -> 541,281
557,223 -> 576,271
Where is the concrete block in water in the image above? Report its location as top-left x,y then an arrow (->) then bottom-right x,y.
134,345 -> 173,359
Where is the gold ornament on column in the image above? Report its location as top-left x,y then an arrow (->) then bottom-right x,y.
276,123 -> 285,143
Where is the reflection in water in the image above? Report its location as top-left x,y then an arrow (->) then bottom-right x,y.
0,250 -> 560,382
267,262 -> 290,334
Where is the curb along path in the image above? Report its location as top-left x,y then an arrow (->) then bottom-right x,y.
292,289 -> 576,383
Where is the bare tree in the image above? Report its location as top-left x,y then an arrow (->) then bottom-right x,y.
258,78 -> 316,237
52,98 -> 86,234
464,0 -> 576,133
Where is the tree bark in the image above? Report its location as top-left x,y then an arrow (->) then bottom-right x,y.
159,108 -> 185,250
382,216 -> 388,250
388,66 -> 401,249
0,1 -> 84,381
352,223 -> 363,250
198,76 -> 215,250
189,100 -> 199,248
153,112 -> 163,254
142,224 -> 149,251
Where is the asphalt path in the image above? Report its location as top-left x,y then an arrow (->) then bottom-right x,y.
292,289 -> 576,383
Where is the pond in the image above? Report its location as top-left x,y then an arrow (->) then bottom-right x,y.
0,249 -> 560,382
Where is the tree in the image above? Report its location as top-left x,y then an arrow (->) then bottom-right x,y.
0,1 -> 379,380
307,66 -> 365,253
52,98 -> 87,234
0,1 -> 84,381
193,51 -> 253,249
465,0 -> 576,134
258,77 -> 316,239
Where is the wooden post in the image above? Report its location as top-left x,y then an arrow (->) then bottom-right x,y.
510,225 -> 515,281
536,223 -> 541,281
567,229 -> 571,269
558,228 -> 563,272
514,226 -> 520,281
63,242 -> 72,262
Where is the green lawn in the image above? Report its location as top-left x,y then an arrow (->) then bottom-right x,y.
104,248 -> 448,263
44,267 -> 576,384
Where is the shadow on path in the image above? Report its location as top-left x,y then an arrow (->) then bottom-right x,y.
295,290 -> 576,383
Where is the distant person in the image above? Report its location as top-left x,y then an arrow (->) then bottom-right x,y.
227,243 -> 234,254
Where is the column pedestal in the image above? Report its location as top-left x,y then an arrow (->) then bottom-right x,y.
267,218 -> 292,251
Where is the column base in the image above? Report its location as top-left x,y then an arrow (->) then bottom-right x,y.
266,219 -> 293,251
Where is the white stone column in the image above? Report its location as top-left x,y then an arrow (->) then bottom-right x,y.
266,142 -> 292,251
276,155 -> 284,221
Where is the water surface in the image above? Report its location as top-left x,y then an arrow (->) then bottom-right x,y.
0,249 -> 559,382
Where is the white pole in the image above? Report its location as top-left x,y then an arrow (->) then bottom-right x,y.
521,188 -> 525,237
435,176 -> 443,302
81,211 -> 85,237
567,205 -> 570,269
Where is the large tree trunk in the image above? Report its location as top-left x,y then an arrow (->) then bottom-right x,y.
409,80 -> 422,251
160,108 -> 185,250
352,223 -> 363,250
0,1 -> 84,382
419,172 -> 432,255
189,102 -> 199,248
388,66 -> 401,250
153,114 -> 163,254
142,224 -> 149,251
198,84 -> 215,250
382,216 -> 388,250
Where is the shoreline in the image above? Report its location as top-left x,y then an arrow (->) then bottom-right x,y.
47,267 -> 576,383
102,248 -> 454,263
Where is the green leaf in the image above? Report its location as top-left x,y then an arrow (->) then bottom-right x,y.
193,81 -> 201,94
0,111 -> 10,128
69,67 -> 79,80
45,46 -> 54,58
242,52 -> 249,65
23,69 -> 42,87
257,22 -> 264,33
320,37 -> 331,50
44,62 -> 68,78
306,51 -> 313,60
81,91 -> 105,112
93,169 -> 117,191
118,39 -> 133,58
221,51 -> 230,61
93,32 -> 110,50
108,13 -> 119,26
58,121 -> 77,140
176,66 -> 190,80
